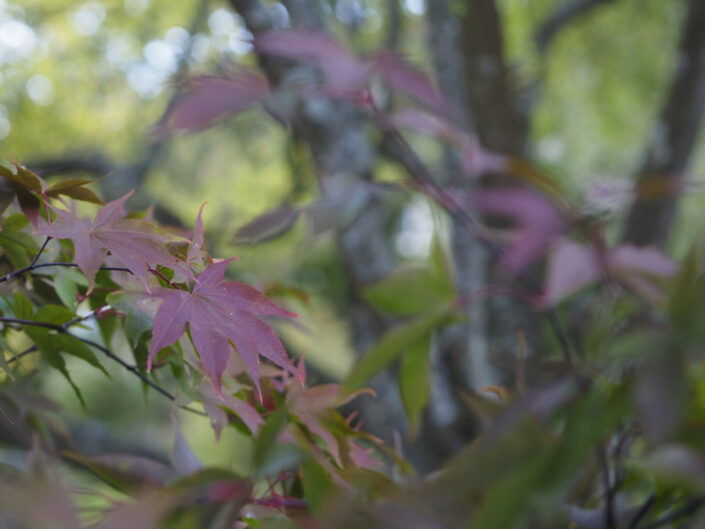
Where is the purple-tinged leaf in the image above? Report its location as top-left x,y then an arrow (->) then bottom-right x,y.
156,70 -> 269,136
544,239 -> 677,305
91,493 -> 176,529
148,259 -> 299,397
61,451 -> 175,492
372,51 -> 449,115
186,203 -> 206,266
0,479 -> 78,529
471,188 -> 564,274
232,205 -> 301,245
640,444 -> 705,490
255,30 -> 372,92
35,190 -> 191,292
388,109 -> 507,177
608,244 -> 678,278
171,418 -> 202,476
543,238 -> 601,303
199,380 -> 263,439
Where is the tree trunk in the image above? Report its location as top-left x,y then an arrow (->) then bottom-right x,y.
622,0 -> 705,248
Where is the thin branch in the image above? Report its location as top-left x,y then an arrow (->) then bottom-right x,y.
0,317 -> 65,330
535,0 -> 616,51
6,345 -> 38,364
29,237 -> 51,269
0,262 -> 132,284
0,315 -> 205,417
380,121 -> 576,370
598,444 -> 615,529
629,494 -> 656,529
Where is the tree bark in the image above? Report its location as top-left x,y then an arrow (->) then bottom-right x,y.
228,0 -> 421,463
621,0 -> 705,248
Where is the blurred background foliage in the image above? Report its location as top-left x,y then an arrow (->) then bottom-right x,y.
1,0 -> 705,488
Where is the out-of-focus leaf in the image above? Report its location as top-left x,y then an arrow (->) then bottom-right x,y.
545,238 -> 677,305
472,188 -> 565,274
172,417 -> 202,477
543,238 -> 600,303
45,178 -> 103,204
157,70 -> 269,135
0,162 -> 43,192
3,212 -> 29,231
169,467 -> 251,500
167,469 -> 252,528
0,478 -> 78,529
106,290 -> 156,348
185,203 -> 207,267
635,352 -> 686,442
399,336 -> 431,436
0,335 -> 14,379
344,307 -> 460,390
669,246 -> 705,342
637,444 -> 705,491
232,205 -> 301,245
255,409 -> 302,477
255,30 -> 371,92
198,380 -> 263,440
0,216 -> 38,268
387,108 -> 507,177
363,268 -> 453,316
26,304 -> 109,378
609,244 -> 678,277
54,267 -> 78,309
13,292 -> 33,319
0,190 -> 14,216
61,451 -> 175,492
89,493 -> 176,529
302,457 -> 335,514
306,176 -> 372,234
372,51 -> 449,115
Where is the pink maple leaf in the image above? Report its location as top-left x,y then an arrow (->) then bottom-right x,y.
470,188 -> 565,274
254,30 -> 448,111
155,69 -> 269,136
544,238 -> 678,304
148,258 -> 300,397
35,190 -> 191,293
388,108 -> 507,177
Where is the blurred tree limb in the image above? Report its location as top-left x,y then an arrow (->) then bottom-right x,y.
622,0 -> 705,248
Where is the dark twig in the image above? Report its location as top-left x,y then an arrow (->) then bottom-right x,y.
0,315 -> 205,416
598,445 -> 615,529
0,262 -> 132,284
629,494 -> 656,529
6,345 -> 38,364
29,237 -> 51,269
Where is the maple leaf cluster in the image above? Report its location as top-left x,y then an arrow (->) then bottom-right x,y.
34,187 -> 300,396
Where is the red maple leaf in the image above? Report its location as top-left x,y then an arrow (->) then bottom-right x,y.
148,258 -> 300,397
35,191 -> 191,293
